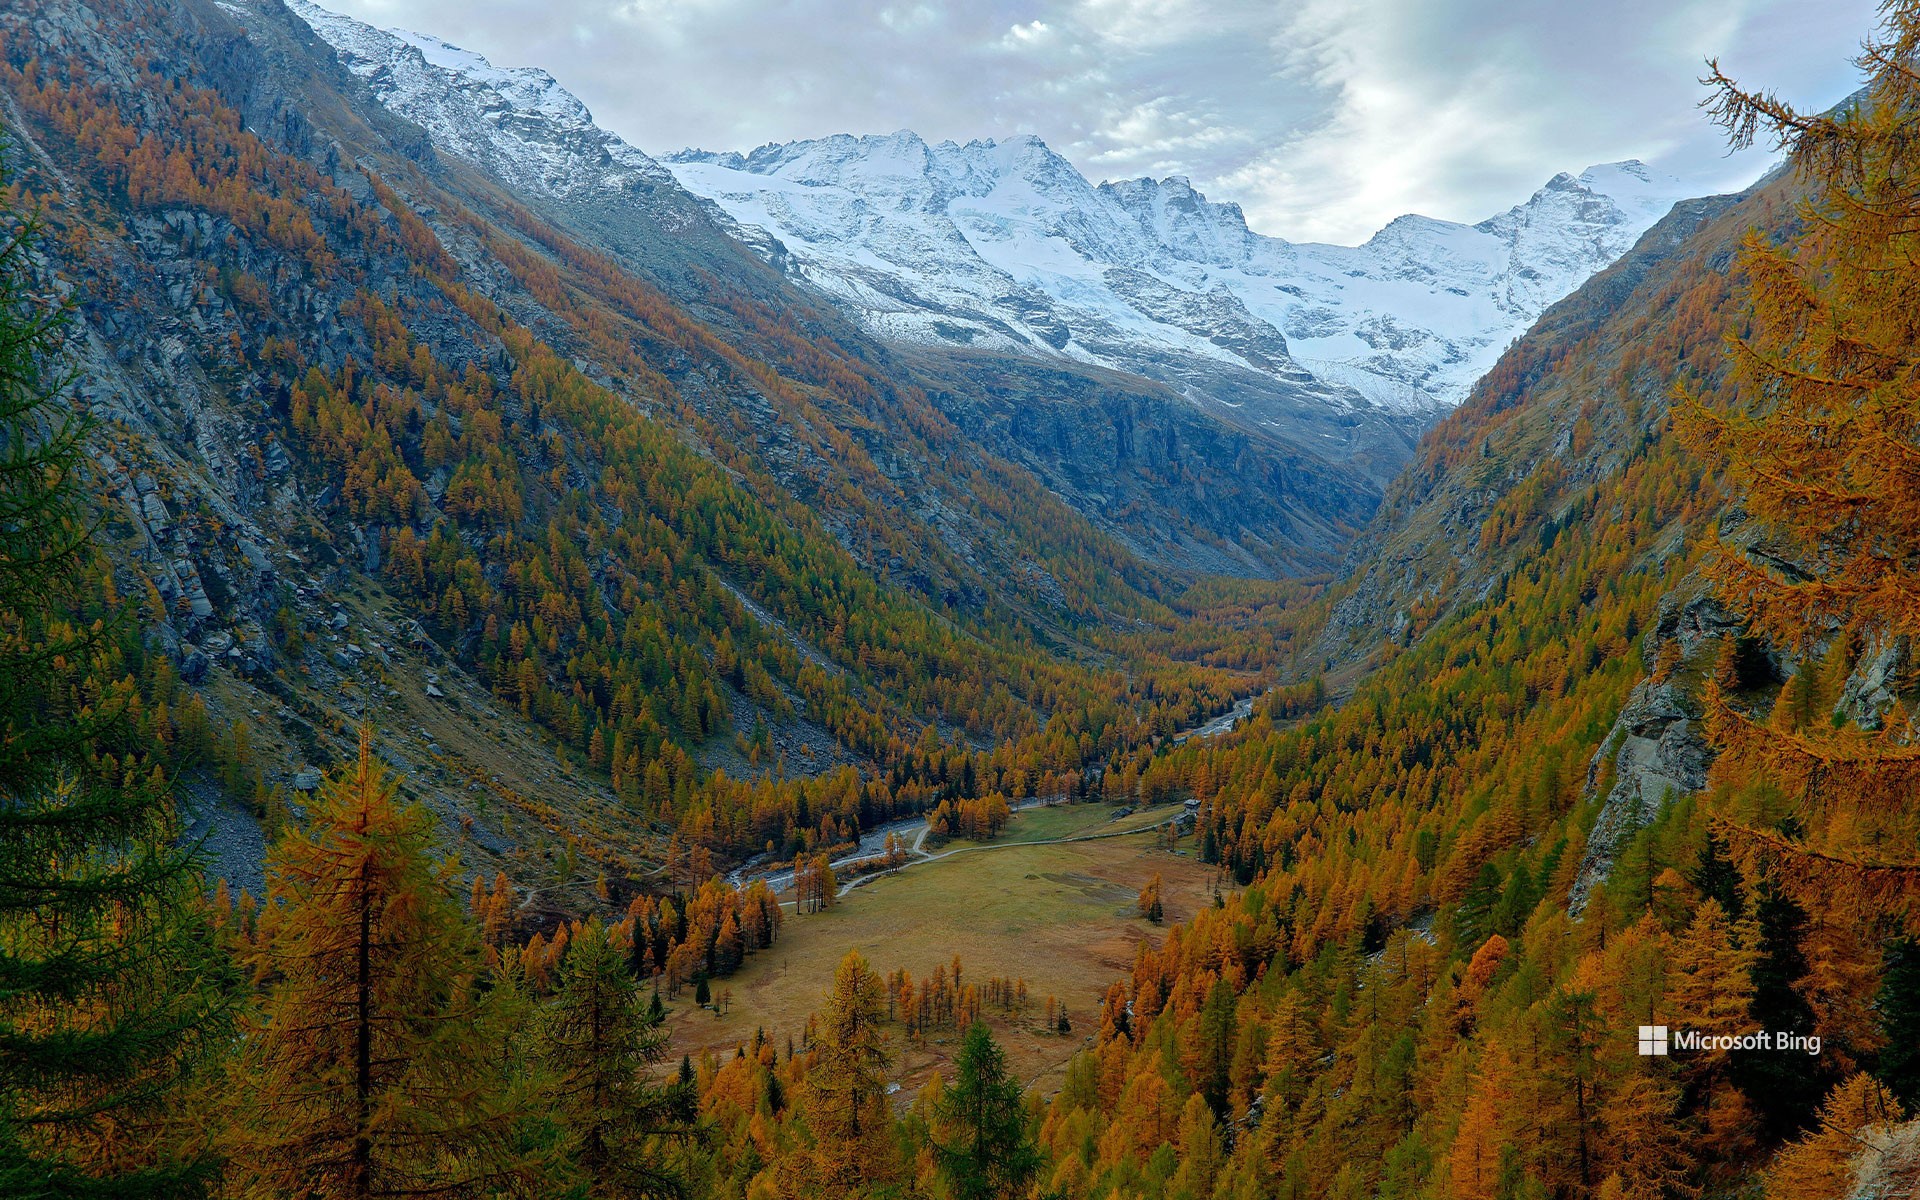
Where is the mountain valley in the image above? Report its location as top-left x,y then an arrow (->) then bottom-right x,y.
6,2 -> 1919,1199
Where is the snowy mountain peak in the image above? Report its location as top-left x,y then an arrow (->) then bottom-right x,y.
1579,159 -> 1688,218
382,27 -> 586,126
286,0 -> 1693,418
665,131 -> 1691,412
288,0 -> 674,199
683,131 -> 1098,213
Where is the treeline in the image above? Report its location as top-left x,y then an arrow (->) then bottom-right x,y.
872,958 -> 1038,1042
925,791 -> 1014,842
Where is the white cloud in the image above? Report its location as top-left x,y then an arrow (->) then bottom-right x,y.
1089,97 -> 1233,161
1001,18 -> 1051,46
1069,0 -> 1206,50
879,4 -> 939,32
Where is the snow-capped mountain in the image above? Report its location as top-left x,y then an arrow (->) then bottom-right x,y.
289,0 -> 1685,427
279,0 -> 1404,577
288,0 -> 678,202
665,134 -> 1688,414
282,0 -> 1696,574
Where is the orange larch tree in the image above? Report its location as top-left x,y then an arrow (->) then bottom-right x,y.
223,731 -> 538,1199
1679,0 -> 1920,930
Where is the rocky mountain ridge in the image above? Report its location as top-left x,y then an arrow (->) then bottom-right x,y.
286,0 -> 677,202
664,133 -> 1687,418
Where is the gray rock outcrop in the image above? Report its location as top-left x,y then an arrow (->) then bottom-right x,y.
1568,590 -> 1733,913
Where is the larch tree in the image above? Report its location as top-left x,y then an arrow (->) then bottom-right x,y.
1664,900 -> 1758,1041
1166,1092 -> 1223,1200
1762,1073 -> 1905,1200
932,1022 -> 1038,1200
1543,988 -> 1604,1194
796,949 -> 893,1193
1137,873 -> 1164,924
1603,1070 -> 1697,1200
1447,1046 -> 1517,1200
1679,0 -> 1920,928
223,731 -> 537,1199
0,143 -> 232,1199
542,918 -> 699,1198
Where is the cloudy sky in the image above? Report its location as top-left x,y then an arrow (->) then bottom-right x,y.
312,0 -> 1878,243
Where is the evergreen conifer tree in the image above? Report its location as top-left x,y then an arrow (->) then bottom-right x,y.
1732,888 -> 1834,1141
0,143 -> 232,1199
1872,938 -> 1920,1108
932,1022 -> 1038,1200
542,918 -> 698,1198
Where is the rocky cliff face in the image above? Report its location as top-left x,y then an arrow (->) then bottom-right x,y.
1567,590 -> 1730,911
907,351 -> 1398,577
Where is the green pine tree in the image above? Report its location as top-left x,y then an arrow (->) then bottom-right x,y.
1732,887 -> 1833,1141
1874,939 -> 1920,1111
933,1022 -> 1038,1200
0,142 -> 233,1199
542,919 -> 699,1198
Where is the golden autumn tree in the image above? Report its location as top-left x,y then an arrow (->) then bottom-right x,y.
1603,1071 -> 1698,1200
1762,1073 -> 1905,1200
1663,899 -> 1757,1041
790,949 -> 894,1194
1679,0 -> 1920,926
1448,1046 -> 1518,1200
223,731 -> 538,1199
1136,873 -> 1164,923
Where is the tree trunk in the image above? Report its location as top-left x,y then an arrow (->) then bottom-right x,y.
355,858 -> 374,1200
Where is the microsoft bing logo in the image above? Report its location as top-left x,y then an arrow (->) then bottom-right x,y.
1633,1024 -> 1822,1056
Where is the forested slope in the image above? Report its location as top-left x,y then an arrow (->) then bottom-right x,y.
1016,53 -> 1920,1200
0,0 -> 1281,896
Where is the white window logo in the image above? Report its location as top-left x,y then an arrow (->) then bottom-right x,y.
1637,1025 -> 1669,1056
